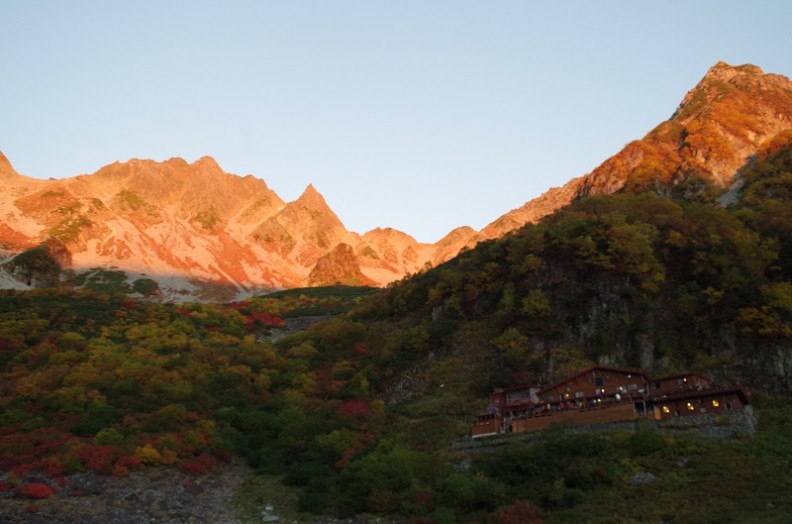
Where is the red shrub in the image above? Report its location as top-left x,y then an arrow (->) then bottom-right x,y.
226,302 -> 247,311
248,311 -> 284,328
337,400 -> 372,420
116,455 -> 141,469
11,460 -> 37,477
40,456 -> 63,477
490,500 -> 544,524
353,342 -> 371,356
77,444 -> 117,474
413,490 -> 434,509
0,424 -> 20,436
179,452 -> 216,476
18,483 -> 55,499
112,455 -> 141,477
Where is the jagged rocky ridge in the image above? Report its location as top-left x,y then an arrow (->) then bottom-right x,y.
0,154 -> 476,300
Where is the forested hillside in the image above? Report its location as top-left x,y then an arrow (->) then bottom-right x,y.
356,137 -> 792,396
2,140 -> 792,522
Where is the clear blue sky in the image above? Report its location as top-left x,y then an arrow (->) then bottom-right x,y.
2,1 -> 790,242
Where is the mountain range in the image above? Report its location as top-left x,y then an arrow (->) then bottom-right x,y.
1,61 -> 791,300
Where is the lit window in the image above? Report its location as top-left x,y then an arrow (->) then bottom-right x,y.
712,400 -> 720,407
662,406 -> 670,414
686,402 -> 695,411
575,391 -> 585,398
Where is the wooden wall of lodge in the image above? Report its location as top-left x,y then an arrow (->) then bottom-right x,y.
472,390 -> 748,438
473,367 -> 749,438
511,402 -> 636,434
470,414 -> 502,438
652,390 -> 746,419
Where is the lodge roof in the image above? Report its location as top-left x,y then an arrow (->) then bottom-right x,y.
491,384 -> 540,394
538,365 -> 648,395
650,386 -> 751,404
652,372 -> 712,383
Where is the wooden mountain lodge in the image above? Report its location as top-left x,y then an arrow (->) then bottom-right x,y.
471,366 -> 750,438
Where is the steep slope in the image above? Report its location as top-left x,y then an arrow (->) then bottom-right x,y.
250,184 -> 354,269
481,62 -> 792,238
0,151 -> 17,177
354,139 -> 792,397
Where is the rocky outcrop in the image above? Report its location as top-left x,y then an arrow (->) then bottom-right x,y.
2,240 -> 70,287
308,243 -> 376,287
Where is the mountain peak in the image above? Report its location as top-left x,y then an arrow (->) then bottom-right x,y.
301,183 -> 319,195
485,62 -> 792,238
295,184 -> 326,206
688,61 -> 770,95
706,61 -> 764,78
672,60 -> 792,125
191,155 -> 223,174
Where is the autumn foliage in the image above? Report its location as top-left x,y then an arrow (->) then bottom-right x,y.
17,483 -> 55,499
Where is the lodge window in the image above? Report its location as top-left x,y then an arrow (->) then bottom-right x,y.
662,405 -> 670,414
544,395 -> 554,402
711,400 -> 719,408
596,387 -> 605,395
575,391 -> 584,398
725,402 -> 733,410
627,383 -> 638,391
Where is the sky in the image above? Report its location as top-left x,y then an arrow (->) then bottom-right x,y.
2,1 -> 791,243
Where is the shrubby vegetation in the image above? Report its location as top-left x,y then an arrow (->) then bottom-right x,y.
2,143 -> 792,521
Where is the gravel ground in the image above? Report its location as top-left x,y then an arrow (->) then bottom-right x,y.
0,463 -> 253,523
0,463 -> 400,524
